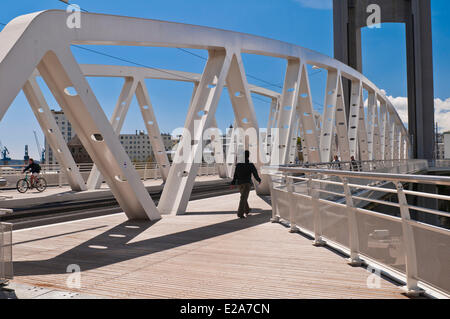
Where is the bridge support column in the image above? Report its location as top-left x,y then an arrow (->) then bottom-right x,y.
334,0 -> 435,160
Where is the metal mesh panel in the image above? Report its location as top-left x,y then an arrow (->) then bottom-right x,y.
273,189 -> 290,221
292,194 -> 314,232
356,212 -> 406,273
0,222 -> 13,281
412,225 -> 450,294
319,202 -> 349,247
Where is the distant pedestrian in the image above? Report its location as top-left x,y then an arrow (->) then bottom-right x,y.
230,150 -> 261,219
332,155 -> 341,170
350,156 -> 360,172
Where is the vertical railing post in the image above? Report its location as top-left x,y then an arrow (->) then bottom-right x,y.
308,173 -> 325,246
269,173 -> 281,223
287,176 -> 297,233
143,162 -> 148,181
396,182 -> 424,296
58,165 -> 62,188
342,177 -> 363,266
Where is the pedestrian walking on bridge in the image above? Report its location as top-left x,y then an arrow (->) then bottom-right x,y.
230,150 -> 261,219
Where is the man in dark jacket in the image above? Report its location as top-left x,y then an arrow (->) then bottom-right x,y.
22,158 -> 42,187
230,151 -> 261,219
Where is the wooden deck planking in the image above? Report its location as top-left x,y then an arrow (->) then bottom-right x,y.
10,192 -> 408,299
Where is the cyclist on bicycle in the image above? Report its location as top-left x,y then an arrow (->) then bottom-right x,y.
22,158 -> 42,188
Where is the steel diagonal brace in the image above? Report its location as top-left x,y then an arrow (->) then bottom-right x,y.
158,49 -> 232,215
38,49 -> 160,220
271,59 -> 302,166
87,77 -> 138,189
23,76 -> 87,192
320,70 -> 339,162
297,63 -> 320,164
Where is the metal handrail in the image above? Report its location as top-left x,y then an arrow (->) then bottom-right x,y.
276,166 -> 450,186
264,163 -> 450,298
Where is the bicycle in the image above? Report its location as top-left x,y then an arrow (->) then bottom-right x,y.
16,173 -> 47,193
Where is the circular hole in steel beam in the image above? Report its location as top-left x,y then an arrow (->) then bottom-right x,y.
115,175 -> 127,182
91,134 -> 104,142
64,87 -> 78,96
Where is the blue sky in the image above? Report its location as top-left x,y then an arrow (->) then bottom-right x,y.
0,0 -> 449,159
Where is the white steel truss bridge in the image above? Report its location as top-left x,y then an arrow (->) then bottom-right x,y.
0,10 -> 409,220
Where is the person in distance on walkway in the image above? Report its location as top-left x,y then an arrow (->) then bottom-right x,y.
350,156 -> 360,172
230,150 -> 261,219
332,155 -> 341,170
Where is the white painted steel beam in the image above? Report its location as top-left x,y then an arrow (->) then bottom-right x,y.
135,80 -> 171,180
297,64 -> 320,163
366,92 -> 377,161
0,10 -> 410,219
334,74 -> 351,161
320,70 -> 339,162
380,102 -> 388,161
38,49 -> 160,220
348,80 -> 362,159
225,52 -> 271,194
158,49 -> 231,215
271,59 -> 302,166
87,77 -> 138,189
23,77 -> 87,192
357,90 -> 370,161
372,99 -> 382,161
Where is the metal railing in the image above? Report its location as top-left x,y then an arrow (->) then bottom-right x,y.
429,160 -> 450,169
0,209 -> 13,285
0,162 -> 220,189
286,159 -> 428,173
264,163 -> 450,298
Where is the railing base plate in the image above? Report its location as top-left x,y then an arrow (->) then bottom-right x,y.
347,257 -> 363,267
270,216 -> 280,223
401,286 -> 425,297
312,239 -> 326,247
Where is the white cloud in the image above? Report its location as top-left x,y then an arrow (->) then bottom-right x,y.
294,0 -> 332,10
386,95 -> 450,133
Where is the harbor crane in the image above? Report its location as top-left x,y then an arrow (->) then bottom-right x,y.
33,131 -> 45,163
